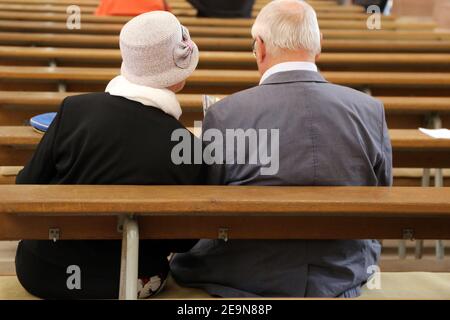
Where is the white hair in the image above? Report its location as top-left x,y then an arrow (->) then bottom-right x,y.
251,0 -> 321,56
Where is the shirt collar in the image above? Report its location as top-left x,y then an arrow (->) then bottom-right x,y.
259,61 -> 318,85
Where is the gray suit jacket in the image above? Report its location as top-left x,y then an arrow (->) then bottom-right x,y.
171,70 -> 392,298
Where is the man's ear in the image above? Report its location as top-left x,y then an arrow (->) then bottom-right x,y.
256,36 -> 266,63
315,33 -> 323,61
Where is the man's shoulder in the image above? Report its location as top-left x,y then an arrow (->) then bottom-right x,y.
207,85 -> 265,115
321,82 -> 382,107
205,80 -> 384,121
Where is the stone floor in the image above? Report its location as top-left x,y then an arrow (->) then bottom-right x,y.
1,240 -> 449,276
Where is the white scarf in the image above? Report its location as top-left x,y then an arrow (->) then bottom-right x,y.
105,75 -> 182,120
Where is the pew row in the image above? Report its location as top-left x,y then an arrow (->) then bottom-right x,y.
2,167 -> 448,186
0,5 -> 396,21
0,21 -> 446,39
0,67 -> 450,94
0,12 -> 427,31
1,32 -> 449,53
0,6 -> 365,19
0,0 -> 336,7
0,185 -> 450,299
1,46 -> 449,71
0,0 -> 365,13
0,91 -> 449,129
0,92 -> 449,113
0,127 -> 448,168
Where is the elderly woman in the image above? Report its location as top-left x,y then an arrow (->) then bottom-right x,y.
15,12 -> 204,299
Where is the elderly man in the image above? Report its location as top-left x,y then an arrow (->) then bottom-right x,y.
171,0 -> 392,298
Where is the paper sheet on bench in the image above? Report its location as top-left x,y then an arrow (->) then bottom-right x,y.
419,128 -> 450,139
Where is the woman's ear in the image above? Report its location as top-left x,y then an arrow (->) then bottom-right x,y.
167,81 -> 186,93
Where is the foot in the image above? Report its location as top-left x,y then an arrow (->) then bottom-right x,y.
137,273 -> 168,299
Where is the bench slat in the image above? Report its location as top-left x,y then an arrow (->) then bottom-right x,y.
0,185 -> 449,215
0,12 -> 424,30
1,32 -> 449,52
0,127 -> 448,168
1,66 -> 450,88
1,186 -> 450,239
2,214 -> 450,240
1,46 -> 449,69
0,21 -> 447,39
0,6 -> 396,21
0,92 -> 449,113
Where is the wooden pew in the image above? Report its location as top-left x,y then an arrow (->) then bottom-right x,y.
6,168 -> 449,186
0,92 -> 449,114
1,186 -> 445,238
0,10 -> 400,25
1,32 -> 449,53
0,21 -> 446,39
394,169 -> 450,187
0,8 -> 366,21
0,0 -> 365,12
1,46 -> 449,72
0,12 -> 427,31
0,91 -> 449,129
0,66 -> 450,95
1,184 -> 450,299
0,127 -> 448,168
0,4 -> 396,21
0,0 -> 366,18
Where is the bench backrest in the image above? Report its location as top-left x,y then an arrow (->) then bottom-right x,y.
1,185 -> 450,240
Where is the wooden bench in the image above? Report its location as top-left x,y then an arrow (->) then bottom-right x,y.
0,91 -> 449,129
0,0 -> 365,12
1,46 -> 449,72
0,8 -> 364,20
2,167 -> 448,187
0,21 -> 446,39
0,127 -> 448,168
0,12 -> 429,31
0,4 -> 396,21
0,66 -> 449,95
1,32 -> 449,52
0,185 -> 450,299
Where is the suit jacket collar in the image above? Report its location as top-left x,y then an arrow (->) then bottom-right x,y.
260,70 -> 328,86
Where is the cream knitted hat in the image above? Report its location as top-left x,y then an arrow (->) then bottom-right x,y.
119,11 -> 199,89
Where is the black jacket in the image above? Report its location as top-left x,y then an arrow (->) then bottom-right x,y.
17,92 -> 204,185
188,0 -> 255,18
15,93 -> 204,283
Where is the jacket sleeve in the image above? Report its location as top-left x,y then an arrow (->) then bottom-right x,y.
375,103 -> 393,186
16,100 -> 65,184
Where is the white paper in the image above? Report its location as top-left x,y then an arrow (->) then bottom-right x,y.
202,95 -> 221,116
419,128 -> 450,139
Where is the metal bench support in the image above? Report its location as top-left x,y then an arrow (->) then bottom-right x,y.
118,215 -> 139,300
